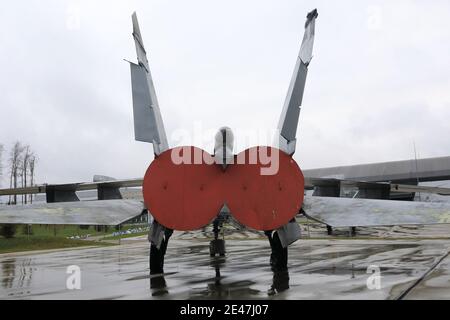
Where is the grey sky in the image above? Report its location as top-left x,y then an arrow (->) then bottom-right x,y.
0,0 -> 449,187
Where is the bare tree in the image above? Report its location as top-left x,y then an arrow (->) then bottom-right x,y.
29,155 -> 36,204
9,141 -> 24,205
21,145 -> 31,204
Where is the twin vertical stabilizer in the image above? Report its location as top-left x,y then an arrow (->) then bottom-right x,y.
277,9 -> 318,155
129,12 -> 169,156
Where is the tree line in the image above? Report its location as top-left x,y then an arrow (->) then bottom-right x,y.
0,141 -> 37,205
0,141 -> 38,238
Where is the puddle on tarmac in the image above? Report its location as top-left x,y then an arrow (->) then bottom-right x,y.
1,239 -> 449,299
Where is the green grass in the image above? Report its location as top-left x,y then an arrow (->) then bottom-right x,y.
14,225 -> 109,238
0,236 -> 114,254
0,224 -> 149,254
11,224 -> 147,238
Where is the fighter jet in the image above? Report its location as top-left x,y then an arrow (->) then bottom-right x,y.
2,9 -> 450,274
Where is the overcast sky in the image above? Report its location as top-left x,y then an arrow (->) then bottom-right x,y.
0,0 -> 449,187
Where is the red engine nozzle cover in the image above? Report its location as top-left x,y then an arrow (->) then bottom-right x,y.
143,146 -> 304,231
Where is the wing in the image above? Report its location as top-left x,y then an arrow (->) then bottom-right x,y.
129,12 -> 169,155
0,178 -> 143,197
0,200 -> 144,226
276,9 -> 318,155
303,195 -> 450,228
391,183 -> 450,196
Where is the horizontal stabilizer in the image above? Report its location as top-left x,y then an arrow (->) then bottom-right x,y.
0,200 -> 144,226
303,195 -> 450,228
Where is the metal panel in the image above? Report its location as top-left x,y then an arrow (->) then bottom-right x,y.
278,63 -> 307,142
129,63 -> 168,155
0,200 -> 143,226
277,9 -> 317,155
130,62 -> 159,143
299,9 -> 317,65
129,13 -> 169,155
303,195 -> 450,228
132,12 -> 150,71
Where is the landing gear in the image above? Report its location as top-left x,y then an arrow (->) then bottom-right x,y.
149,227 -> 173,274
265,230 -> 288,271
327,225 -> 333,235
326,225 -> 356,237
268,269 -> 290,296
210,240 -> 226,257
209,219 -> 226,257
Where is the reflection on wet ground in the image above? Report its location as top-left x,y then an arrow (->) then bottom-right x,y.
0,239 -> 449,299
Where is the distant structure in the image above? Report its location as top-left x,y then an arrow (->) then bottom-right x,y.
303,156 -> 450,184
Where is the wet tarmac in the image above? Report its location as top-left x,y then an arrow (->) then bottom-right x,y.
1,237 -> 450,299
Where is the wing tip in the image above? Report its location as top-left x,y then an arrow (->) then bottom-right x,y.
305,8 -> 318,27
132,11 -> 140,36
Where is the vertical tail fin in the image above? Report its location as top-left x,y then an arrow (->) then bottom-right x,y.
277,9 -> 318,155
129,12 -> 169,155
132,12 -> 150,71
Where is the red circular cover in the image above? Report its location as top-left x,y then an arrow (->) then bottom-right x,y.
223,146 -> 304,231
142,146 -> 304,231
